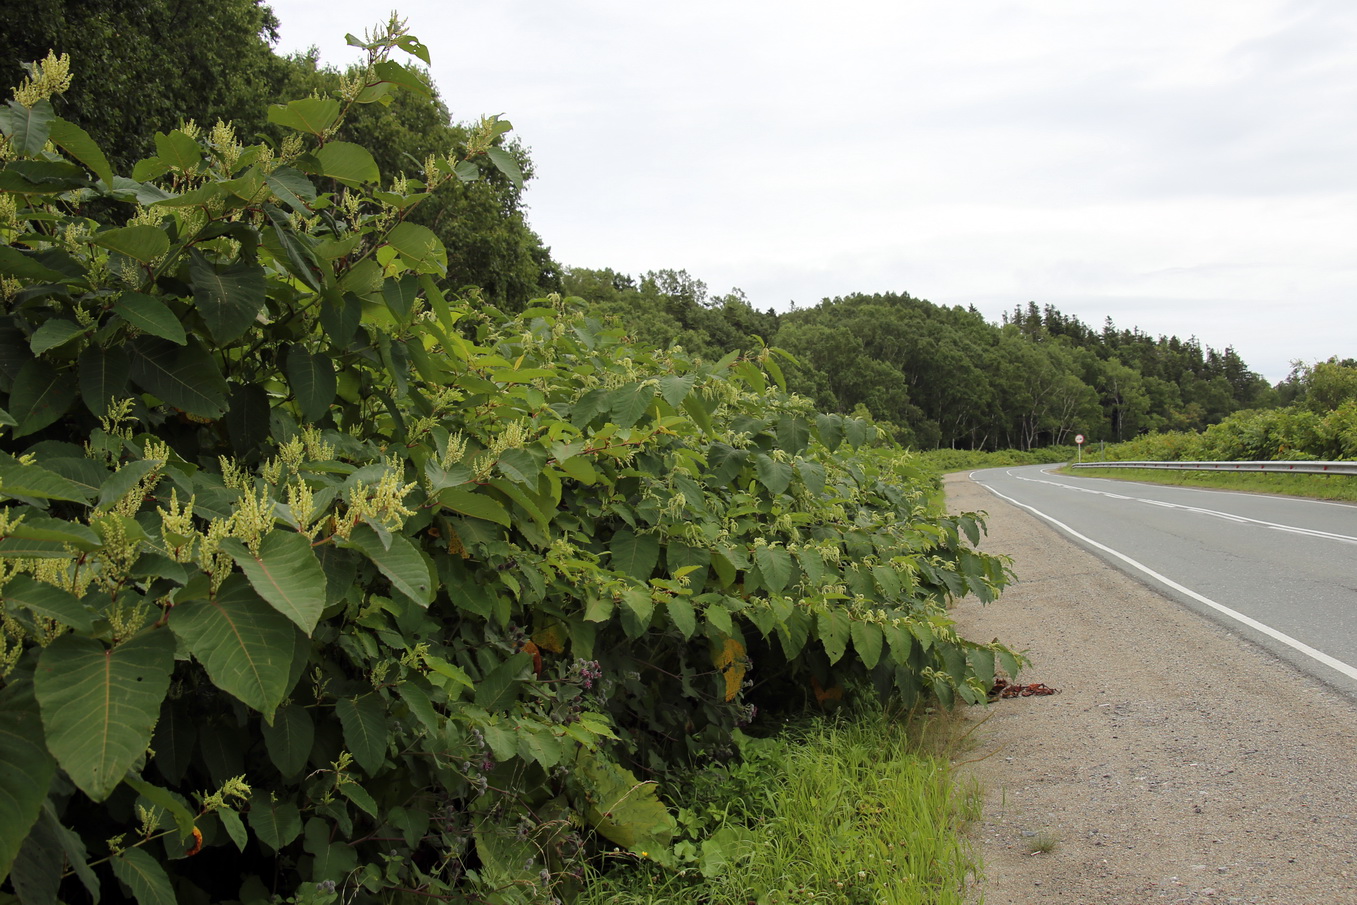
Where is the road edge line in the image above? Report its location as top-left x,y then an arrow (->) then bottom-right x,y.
974,476 -> 1357,684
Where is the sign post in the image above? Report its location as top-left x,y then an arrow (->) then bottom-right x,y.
1075,433 -> 1085,463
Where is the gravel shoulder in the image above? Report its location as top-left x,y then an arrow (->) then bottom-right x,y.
945,472 -> 1357,905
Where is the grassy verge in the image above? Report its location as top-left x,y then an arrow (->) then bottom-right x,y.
576,704 -> 981,905
915,447 -> 1073,474
1060,465 -> 1357,503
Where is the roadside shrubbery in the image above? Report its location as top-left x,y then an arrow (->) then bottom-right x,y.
0,24 -> 1015,903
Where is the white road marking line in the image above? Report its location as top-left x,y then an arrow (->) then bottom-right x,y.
974,477 -> 1357,685
1013,472 -> 1357,545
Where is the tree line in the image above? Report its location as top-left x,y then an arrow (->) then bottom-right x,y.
1,0 -> 1295,453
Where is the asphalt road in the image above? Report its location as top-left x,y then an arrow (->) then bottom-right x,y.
968,464 -> 1357,698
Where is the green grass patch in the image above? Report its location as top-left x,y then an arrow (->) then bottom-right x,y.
915,447 -> 1074,474
1063,466 -> 1357,503
577,704 -> 981,905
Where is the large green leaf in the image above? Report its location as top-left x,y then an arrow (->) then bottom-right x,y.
111,847 -> 174,905
474,651 -> 533,712
93,226 -> 170,263
49,117 -> 114,186
574,747 -> 676,852
484,147 -> 524,189
342,525 -> 434,605
129,337 -> 227,418
222,530 -> 327,635
753,545 -> 793,594
1,574 -> 93,631
608,382 -> 656,428
266,97 -> 341,135
0,246 -> 66,282
248,798 -> 302,852
8,359 -> 75,437
438,487 -> 511,527
261,704 -> 314,777
384,222 -> 446,275
188,250 -> 265,345
169,575 -> 302,717
816,610 -> 851,665
309,141 -> 380,186
285,347 -> 336,422
0,681 -> 56,883
610,529 -> 660,580
336,694 -> 388,775
0,455 -> 89,504
753,453 -> 793,496
78,344 -> 131,416
28,318 -> 84,355
0,99 -> 54,156
114,292 -> 186,345
34,630 -> 174,801
850,621 -> 884,670
153,130 -> 202,172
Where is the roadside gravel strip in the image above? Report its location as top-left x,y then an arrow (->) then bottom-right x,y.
944,473 -> 1357,905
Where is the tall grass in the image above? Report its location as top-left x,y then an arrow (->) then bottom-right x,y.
577,705 -> 981,905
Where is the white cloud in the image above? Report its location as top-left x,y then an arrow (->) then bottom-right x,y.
269,0 -> 1357,383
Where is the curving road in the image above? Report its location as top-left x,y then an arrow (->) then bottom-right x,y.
968,464 -> 1357,697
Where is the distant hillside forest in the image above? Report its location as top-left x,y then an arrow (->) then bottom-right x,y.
566,268 -> 1280,451
1,0 -> 1294,452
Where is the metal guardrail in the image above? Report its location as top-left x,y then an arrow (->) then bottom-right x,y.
1071,460 -> 1357,476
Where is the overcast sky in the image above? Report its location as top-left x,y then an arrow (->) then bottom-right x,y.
269,1 -> 1357,383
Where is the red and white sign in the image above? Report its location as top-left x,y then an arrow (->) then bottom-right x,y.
1075,434 -> 1085,445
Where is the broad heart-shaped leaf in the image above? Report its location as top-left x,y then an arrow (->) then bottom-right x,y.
8,359 -> 76,437
153,129 -> 202,172
114,292 -> 186,345
129,336 -> 227,418
0,98 -> 54,156
0,681 -> 56,883
342,525 -> 435,605
438,487 -> 511,527
753,545 -> 793,594
608,382 -> 656,428
266,97 -> 341,135
34,630 -> 174,802
92,225 -> 170,263
850,621 -> 885,670
79,344 -> 131,416
309,141 -> 380,186
285,347 -> 336,421
169,575 -> 303,717
752,453 -> 793,496
188,250 -> 265,345
814,413 -> 844,451
111,847 -> 175,905
261,703 -> 314,778
249,798 -> 302,852
336,694 -> 388,776
49,117 -> 114,186
384,222 -> 446,276
222,530 -> 327,635
474,651 -> 534,713
610,529 -> 660,581
776,414 -> 811,456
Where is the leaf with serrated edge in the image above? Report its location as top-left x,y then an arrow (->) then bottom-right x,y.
34,631 -> 174,802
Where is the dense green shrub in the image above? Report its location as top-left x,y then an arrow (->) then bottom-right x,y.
0,25 -> 1015,903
